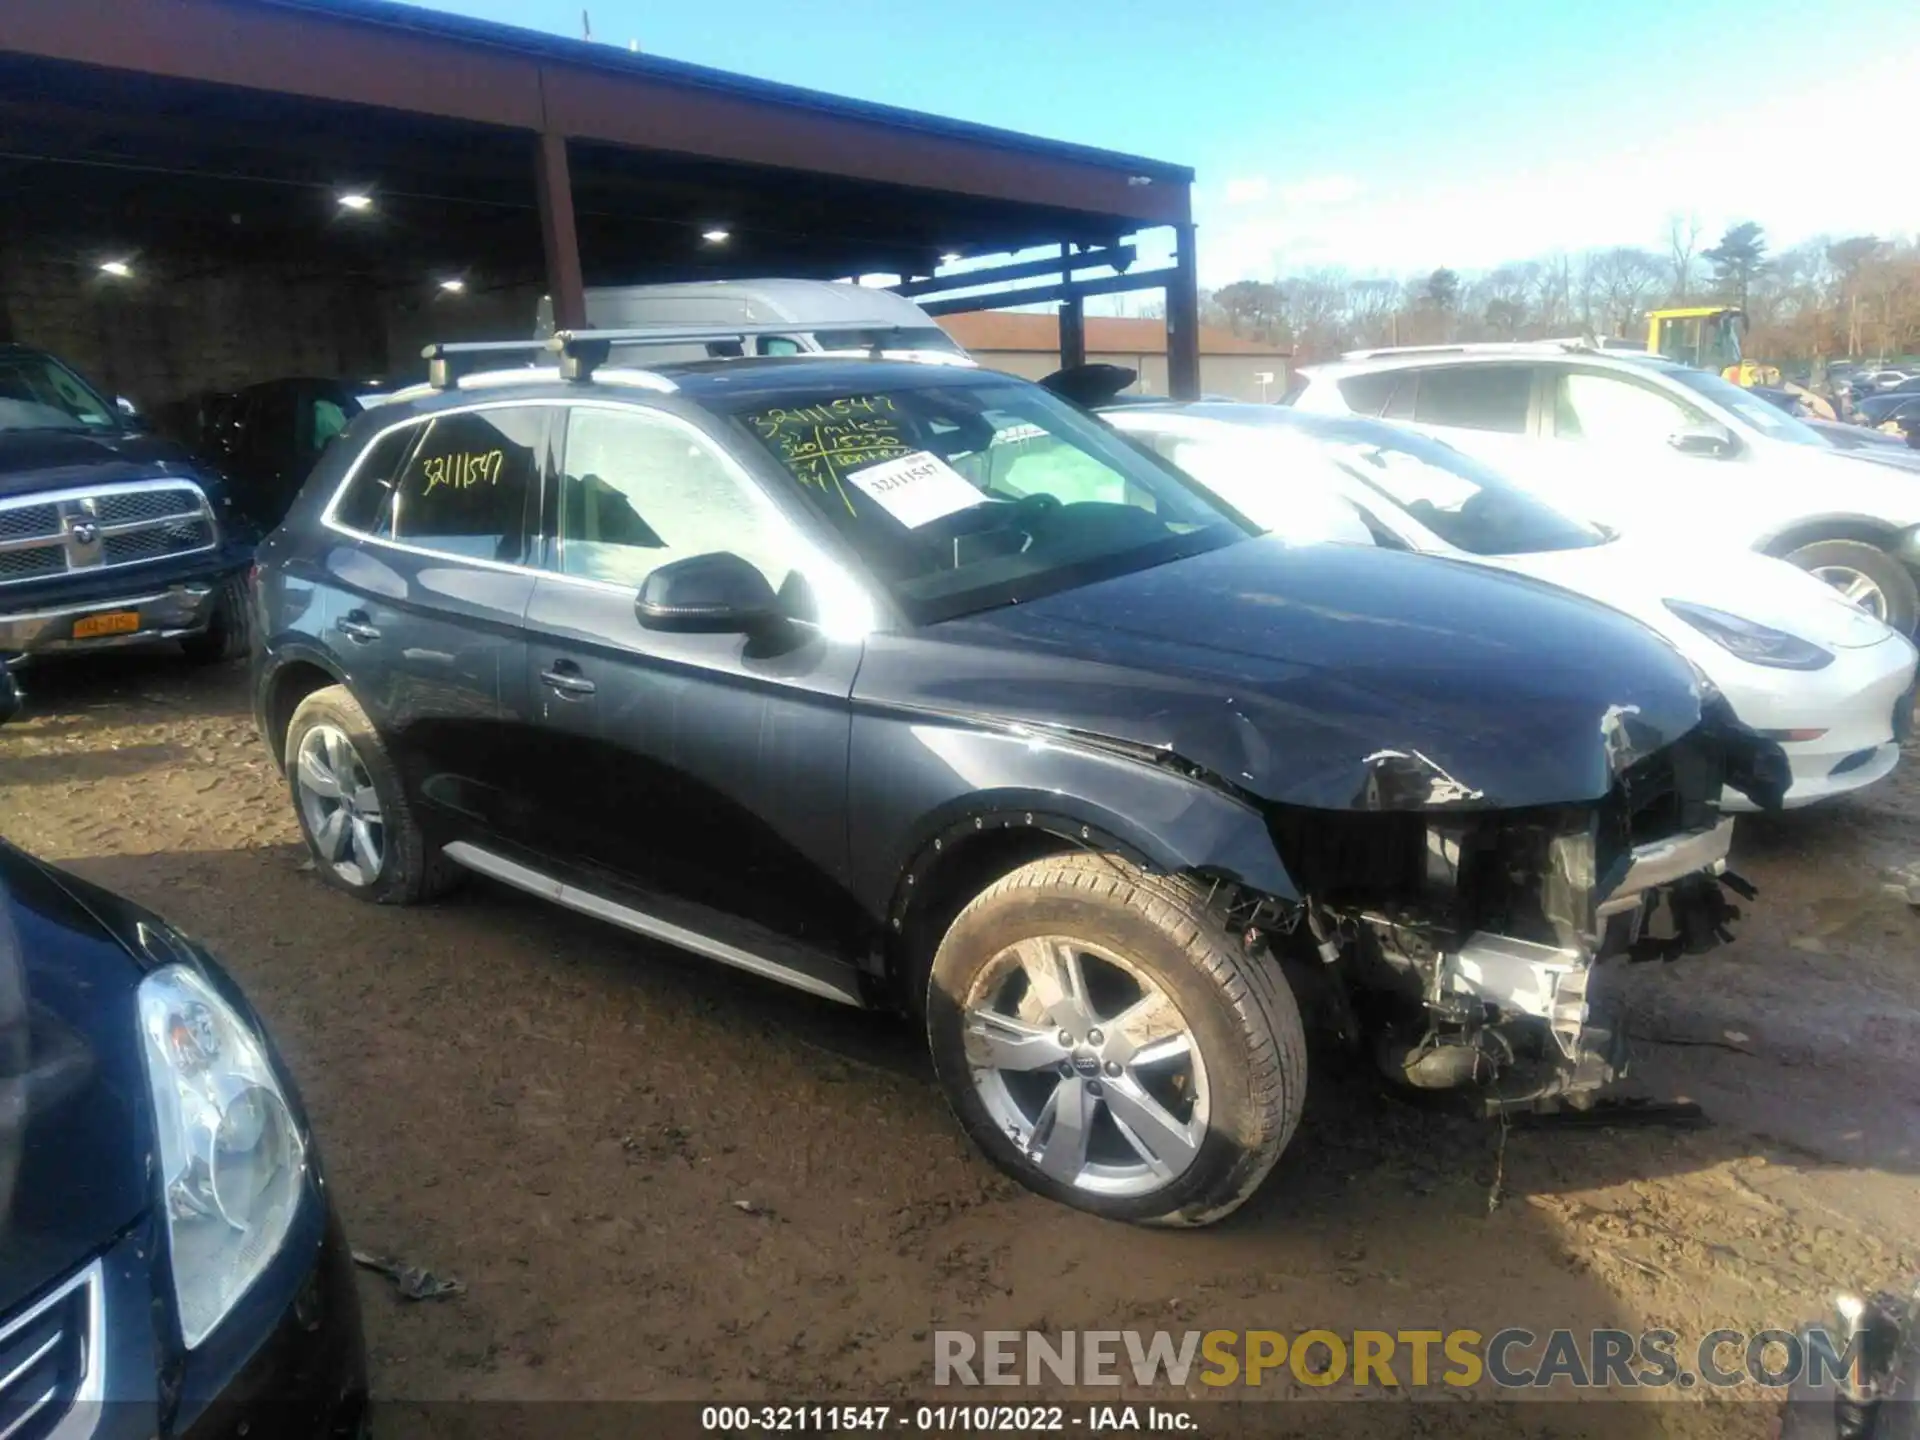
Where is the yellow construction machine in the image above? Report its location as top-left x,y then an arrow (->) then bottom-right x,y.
1644,306 -> 1777,385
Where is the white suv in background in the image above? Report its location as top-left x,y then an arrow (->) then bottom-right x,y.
1290,343 -> 1920,632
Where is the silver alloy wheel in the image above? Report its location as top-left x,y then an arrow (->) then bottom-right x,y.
962,936 -> 1210,1198
1810,564 -> 1890,622
294,724 -> 385,887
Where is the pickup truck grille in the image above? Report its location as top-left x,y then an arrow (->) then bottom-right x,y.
0,1261 -> 97,1440
0,480 -> 217,587
0,504 -> 58,542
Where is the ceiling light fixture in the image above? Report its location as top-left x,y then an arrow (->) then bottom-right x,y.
337,191 -> 374,212
701,228 -> 731,244
940,252 -> 963,265
98,259 -> 134,279
438,277 -> 466,294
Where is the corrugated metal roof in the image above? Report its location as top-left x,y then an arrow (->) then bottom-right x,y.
273,0 -> 1193,180
941,311 -> 1291,357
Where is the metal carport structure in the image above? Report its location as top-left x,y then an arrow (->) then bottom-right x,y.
0,0 -> 1201,395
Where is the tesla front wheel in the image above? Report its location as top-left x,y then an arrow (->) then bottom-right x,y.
926,853 -> 1306,1227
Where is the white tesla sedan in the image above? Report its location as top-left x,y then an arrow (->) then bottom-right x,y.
1103,402 -> 1918,809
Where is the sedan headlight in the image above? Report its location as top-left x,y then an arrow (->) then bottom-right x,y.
1664,600 -> 1835,671
137,963 -> 306,1347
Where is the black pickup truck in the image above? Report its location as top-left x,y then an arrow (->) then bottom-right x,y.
0,344 -> 252,667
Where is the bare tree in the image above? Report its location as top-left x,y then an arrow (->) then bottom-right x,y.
1343,278 -> 1400,350
1826,236 -> 1886,357
1530,254 -> 1573,333
1666,213 -> 1704,303
1589,247 -> 1665,335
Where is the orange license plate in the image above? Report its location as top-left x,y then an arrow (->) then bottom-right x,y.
72,610 -> 140,639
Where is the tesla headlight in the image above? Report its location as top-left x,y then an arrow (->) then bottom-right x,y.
137,964 -> 306,1347
1663,600 -> 1835,671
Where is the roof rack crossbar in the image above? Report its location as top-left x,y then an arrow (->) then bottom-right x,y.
420,339 -> 552,390
424,324 -> 928,389
551,323 -> 921,370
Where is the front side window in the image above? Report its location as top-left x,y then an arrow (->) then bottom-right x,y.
1553,371 -> 1701,445
0,351 -> 117,433
1410,366 -> 1533,433
555,407 -> 797,594
344,407 -> 546,563
728,378 -> 1249,623
1658,366 -> 1828,447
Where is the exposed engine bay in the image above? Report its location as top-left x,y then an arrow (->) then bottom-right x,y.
1248,712 -> 1781,1110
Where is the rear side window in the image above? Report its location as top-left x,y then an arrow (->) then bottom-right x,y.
390,409 -> 546,563
334,408 -> 547,563
1409,366 -> 1533,434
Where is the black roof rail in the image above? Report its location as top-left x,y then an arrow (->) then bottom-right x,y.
424,324 -> 925,389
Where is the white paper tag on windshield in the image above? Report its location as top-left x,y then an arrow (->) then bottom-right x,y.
847,450 -> 987,529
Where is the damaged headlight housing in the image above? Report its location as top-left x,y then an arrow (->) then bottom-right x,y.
1664,600 -> 1834,671
137,962 -> 306,1347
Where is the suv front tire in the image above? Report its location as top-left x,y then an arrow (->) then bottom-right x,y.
926,853 -> 1307,1226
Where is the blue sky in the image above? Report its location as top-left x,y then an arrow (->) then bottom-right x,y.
423,0 -> 1919,286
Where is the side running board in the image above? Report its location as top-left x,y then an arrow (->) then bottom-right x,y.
441,842 -> 866,1008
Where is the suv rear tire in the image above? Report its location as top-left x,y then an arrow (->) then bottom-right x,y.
926,853 -> 1306,1227
284,685 -> 460,905
1784,538 -> 1919,634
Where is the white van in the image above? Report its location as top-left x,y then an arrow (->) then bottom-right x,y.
535,279 -> 970,366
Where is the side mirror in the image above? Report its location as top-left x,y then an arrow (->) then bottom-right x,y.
1667,421 -> 1738,458
115,396 -> 146,428
636,552 -> 781,634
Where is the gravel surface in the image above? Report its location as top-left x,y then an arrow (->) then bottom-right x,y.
3,651 -> 1916,1437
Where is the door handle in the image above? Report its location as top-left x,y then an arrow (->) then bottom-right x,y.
539,664 -> 596,698
335,612 -> 381,644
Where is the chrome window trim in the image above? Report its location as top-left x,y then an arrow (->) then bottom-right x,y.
0,1257 -> 104,1440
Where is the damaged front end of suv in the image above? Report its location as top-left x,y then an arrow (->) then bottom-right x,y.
1255,690 -> 1788,1110
904,538 -> 1794,1121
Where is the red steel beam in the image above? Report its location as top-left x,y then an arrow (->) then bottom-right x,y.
534,130 -> 585,328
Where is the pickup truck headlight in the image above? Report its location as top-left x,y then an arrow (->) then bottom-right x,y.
137,963 -> 306,1347
1663,600 -> 1835,671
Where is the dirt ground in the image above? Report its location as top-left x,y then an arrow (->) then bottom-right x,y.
3,651 -> 1918,1437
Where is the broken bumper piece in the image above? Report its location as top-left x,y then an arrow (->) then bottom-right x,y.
1381,818 -> 1745,1105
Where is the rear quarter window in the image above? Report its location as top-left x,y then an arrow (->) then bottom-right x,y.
330,423 -> 419,533
1336,371 -> 1402,417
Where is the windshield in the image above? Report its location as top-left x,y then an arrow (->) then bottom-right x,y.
1658,366 -> 1827,448
0,351 -> 119,434
1144,413 -> 1605,557
730,378 -> 1252,622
